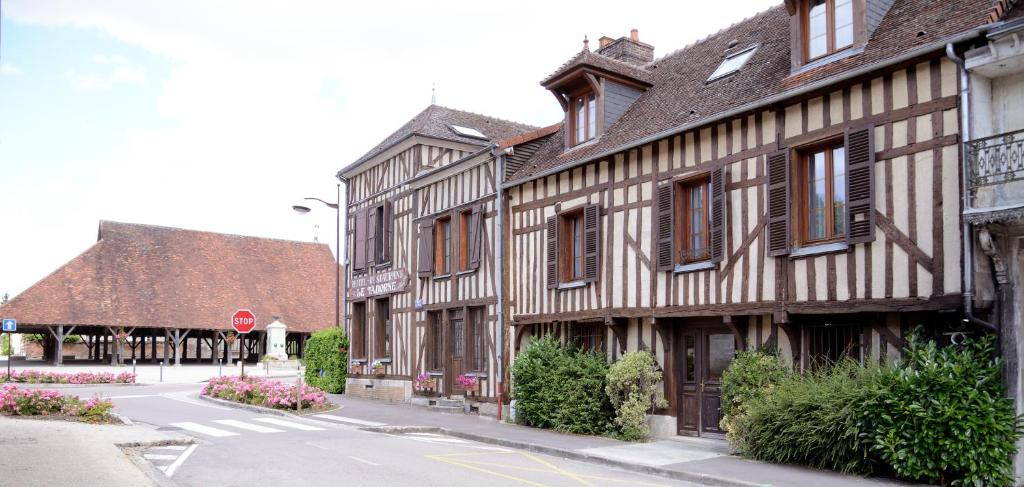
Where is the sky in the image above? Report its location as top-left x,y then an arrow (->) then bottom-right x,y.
0,0 -> 779,298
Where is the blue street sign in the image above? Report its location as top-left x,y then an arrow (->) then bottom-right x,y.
2,319 -> 15,332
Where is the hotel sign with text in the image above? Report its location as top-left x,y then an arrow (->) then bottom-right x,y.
347,269 -> 409,299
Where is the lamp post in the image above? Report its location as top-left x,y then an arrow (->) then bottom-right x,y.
293,183 -> 342,330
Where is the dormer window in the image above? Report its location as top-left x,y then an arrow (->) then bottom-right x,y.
571,91 -> 597,145
804,0 -> 853,60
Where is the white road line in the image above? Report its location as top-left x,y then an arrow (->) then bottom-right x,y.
163,444 -> 198,478
169,422 -> 239,437
144,454 -> 179,461
162,391 -> 231,410
105,394 -> 162,399
253,417 -> 325,431
213,419 -> 284,433
150,445 -> 188,451
347,456 -> 381,466
313,414 -> 385,427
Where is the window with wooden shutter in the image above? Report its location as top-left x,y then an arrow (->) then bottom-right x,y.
416,220 -> 434,278
468,204 -> 483,272
365,205 -> 378,268
655,184 -> 675,271
767,149 -> 791,256
844,126 -> 875,245
458,209 -> 471,272
546,216 -> 558,289
710,168 -> 725,264
380,201 -> 393,265
353,208 -> 367,272
583,204 -> 600,282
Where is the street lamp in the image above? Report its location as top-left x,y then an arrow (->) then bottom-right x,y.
293,183 -> 342,330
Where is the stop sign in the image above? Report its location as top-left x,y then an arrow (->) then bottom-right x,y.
232,309 -> 256,334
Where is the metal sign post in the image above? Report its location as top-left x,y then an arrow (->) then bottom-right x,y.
232,310 -> 255,378
3,319 -> 16,379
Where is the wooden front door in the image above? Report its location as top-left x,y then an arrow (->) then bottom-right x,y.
676,325 -> 736,437
444,308 -> 466,396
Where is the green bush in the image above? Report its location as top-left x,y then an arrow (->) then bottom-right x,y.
719,348 -> 790,443
22,333 -> 81,344
511,336 -> 613,435
606,350 -> 667,441
860,333 -> 1024,486
734,359 -> 885,474
302,327 -> 348,394
1,334 -> 10,356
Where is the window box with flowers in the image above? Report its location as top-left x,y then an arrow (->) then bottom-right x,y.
414,373 -> 438,395
455,374 -> 480,395
370,360 -> 386,377
349,363 -> 365,376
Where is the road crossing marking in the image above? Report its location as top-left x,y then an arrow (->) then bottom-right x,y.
313,414 -> 385,426
144,454 -> 180,461
150,445 -> 188,451
213,419 -> 284,433
254,417 -> 325,431
170,422 -> 239,437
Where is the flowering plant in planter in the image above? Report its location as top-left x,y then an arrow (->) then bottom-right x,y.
370,360 -> 386,376
414,373 -> 437,392
115,328 -> 129,344
349,363 -> 364,375
455,374 -> 479,392
0,384 -> 115,422
201,375 -> 327,411
225,332 -> 237,346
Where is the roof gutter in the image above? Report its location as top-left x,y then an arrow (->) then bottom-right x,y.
503,27 -> 988,189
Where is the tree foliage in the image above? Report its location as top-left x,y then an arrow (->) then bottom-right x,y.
302,327 -> 348,394
605,350 -> 667,441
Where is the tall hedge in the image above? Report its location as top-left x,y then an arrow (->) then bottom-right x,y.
303,327 -> 348,393
511,335 -> 613,435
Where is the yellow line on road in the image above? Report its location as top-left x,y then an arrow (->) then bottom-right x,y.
522,453 -> 598,487
427,455 -> 553,487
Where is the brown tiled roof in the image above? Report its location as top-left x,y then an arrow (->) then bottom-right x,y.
0,221 -> 338,333
341,105 -> 537,177
498,123 -> 562,149
541,48 -> 654,87
508,0 -> 995,183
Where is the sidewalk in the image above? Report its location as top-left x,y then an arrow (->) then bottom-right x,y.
1,357 -> 301,384
326,394 -> 909,487
0,416 -> 188,486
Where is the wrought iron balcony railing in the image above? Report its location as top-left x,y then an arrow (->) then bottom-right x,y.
966,128 -> 1024,196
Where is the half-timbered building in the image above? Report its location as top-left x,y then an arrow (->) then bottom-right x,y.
502,0 -> 1005,438
339,105 -> 535,405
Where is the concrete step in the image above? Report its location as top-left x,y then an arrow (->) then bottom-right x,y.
436,399 -> 464,408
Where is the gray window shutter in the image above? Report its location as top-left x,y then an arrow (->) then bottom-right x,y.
583,204 -> 600,282
710,168 -> 726,264
546,216 -> 558,289
468,204 -> 483,272
381,201 -> 393,264
656,183 -> 675,271
845,126 -> 876,245
417,219 -> 434,278
353,208 -> 367,271
366,206 -> 378,267
767,149 -> 791,256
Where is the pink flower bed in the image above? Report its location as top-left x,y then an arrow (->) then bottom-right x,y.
1,370 -> 135,384
201,375 -> 327,411
0,384 -> 114,421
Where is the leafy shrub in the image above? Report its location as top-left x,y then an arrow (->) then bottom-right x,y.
734,359 -> 885,474
1,370 -> 135,384
302,327 -> 348,393
719,348 -> 790,443
860,333 -> 1024,486
0,384 -> 114,421
1,334 -> 10,356
23,333 -> 81,344
606,350 -> 667,441
511,336 -> 613,435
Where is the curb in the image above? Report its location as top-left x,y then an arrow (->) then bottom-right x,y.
197,394 -> 340,418
3,381 -> 142,388
360,425 -> 764,487
117,439 -> 195,487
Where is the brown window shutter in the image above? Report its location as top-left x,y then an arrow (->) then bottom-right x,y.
845,126 -> 876,245
583,204 -> 601,282
366,206 -> 378,267
546,216 -> 558,289
767,149 -> 791,256
417,219 -> 434,278
655,184 -> 675,271
353,208 -> 367,271
468,204 -> 483,271
710,167 -> 726,264
381,201 -> 393,264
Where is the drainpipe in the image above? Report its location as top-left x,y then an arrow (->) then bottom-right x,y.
337,175 -> 351,343
946,42 -> 998,334
493,145 -> 507,422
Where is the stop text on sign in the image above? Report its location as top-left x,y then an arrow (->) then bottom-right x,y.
232,309 -> 256,334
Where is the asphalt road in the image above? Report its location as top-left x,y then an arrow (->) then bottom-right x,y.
66,383 -> 699,487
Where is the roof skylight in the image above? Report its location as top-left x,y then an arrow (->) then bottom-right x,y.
450,124 -> 488,140
707,45 -> 758,82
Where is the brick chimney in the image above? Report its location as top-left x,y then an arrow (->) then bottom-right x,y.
596,29 -> 654,65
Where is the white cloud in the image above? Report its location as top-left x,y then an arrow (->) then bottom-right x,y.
0,63 -> 23,75
0,0 -> 780,296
